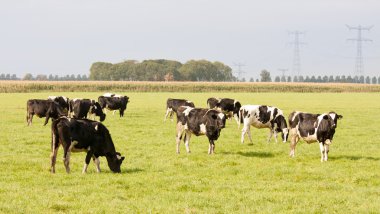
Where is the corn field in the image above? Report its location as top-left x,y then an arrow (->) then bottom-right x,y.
1,80 -> 380,93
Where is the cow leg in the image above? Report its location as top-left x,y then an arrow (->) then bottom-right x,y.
324,144 -> 330,162
169,111 -> 174,122
82,151 -> 93,174
176,122 -> 184,154
319,142 -> 325,162
289,130 -> 299,157
241,124 -> 252,144
208,140 -> 215,154
184,131 -> 191,153
164,108 -> 171,121
62,140 -> 73,173
267,129 -> 274,143
27,113 -> 33,126
93,156 -> 101,173
50,131 -> 59,173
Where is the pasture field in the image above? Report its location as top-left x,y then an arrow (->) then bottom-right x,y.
0,92 -> 379,213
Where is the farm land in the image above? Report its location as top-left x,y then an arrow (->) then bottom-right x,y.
0,82 -> 379,213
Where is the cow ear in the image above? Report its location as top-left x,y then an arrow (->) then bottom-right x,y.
337,115 -> 343,119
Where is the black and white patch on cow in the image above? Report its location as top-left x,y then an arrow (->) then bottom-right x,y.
48,96 -> 69,111
175,106 -> 226,154
288,111 -> 343,162
26,99 -> 67,126
50,117 -> 125,173
207,97 -> 241,124
69,98 -> 106,121
98,94 -> 129,117
239,105 -> 289,144
164,98 -> 195,122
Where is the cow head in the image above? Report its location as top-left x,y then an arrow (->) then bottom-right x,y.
203,110 -> 226,140
328,112 -> 343,128
91,102 -> 106,122
44,101 -> 67,125
97,96 -> 107,109
233,101 -> 242,124
53,96 -> 69,112
273,115 -> 289,142
106,152 -> 125,173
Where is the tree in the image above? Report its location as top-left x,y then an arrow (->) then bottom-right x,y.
249,77 -> 254,82
260,70 -> 271,82
280,76 -> 286,82
371,76 -> 377,84
329,75 -> 334,82
322,76 -> 328,83
11,74 -> 17,80
365,76 -> 370,84
275,76 -> 280,82
287,76 -> 292,82
298,76 -> 304,82
359,76 -> 364,83
23,73 -> 33,80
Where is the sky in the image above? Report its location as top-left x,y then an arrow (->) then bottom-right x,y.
0,0 -> 379,80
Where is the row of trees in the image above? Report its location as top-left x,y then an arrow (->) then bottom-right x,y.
89,59 -> 236,82
256,70 -> 380,84
21,74 -> 88,81
0,73 -> 18,80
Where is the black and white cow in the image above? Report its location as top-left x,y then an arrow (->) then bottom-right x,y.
26,99 -> 67,126
207,97 -> 241,124
288,111 -> 343,162
164,98 -> 195,121
48,96 -> 70,111
50,117 -> 125,173
175,106 -> 226,154
239,105 -> 289,144
98,94 -> 129,117
69,98 -> 106,122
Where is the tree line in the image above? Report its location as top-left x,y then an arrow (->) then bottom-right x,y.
255,70 -> 380,84
89,59 -> 236,81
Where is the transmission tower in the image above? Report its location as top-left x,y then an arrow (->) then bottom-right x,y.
346,25 -> 373,76
233,62 -> 246,81
289,31 -> 305,78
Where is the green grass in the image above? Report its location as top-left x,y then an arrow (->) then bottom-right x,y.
0,92 -> 379,213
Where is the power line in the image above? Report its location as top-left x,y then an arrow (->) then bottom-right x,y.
233,62 -> 246,81
288,31 -> 306,78
346,24 -> 373,76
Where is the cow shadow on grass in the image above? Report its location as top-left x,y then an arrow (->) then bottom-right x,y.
124,167 -> 144,174
330,155 -> 380,161
221,151 -> 275,158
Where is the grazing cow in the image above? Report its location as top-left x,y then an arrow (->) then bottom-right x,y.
239,105 -> 289,144
69,98 -> 106,122
48,96 -> 70,111
26,99 -> 67,126
98,95 -> 129,117
164,98 -> 195,121
176,106 -> 226,154
288,111 -> 343,162
207,97 -> 241,124
50,117 -> 125,173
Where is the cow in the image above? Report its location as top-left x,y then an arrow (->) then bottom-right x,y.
175,106 -> 226,154
26,99 -> 67,126
98,94 -> 129,117
288,111 -> 343,162
50,117 -> 125,173
164,98 -> 195,122
239,105 -> 289,144
69,98 -> 106,122
48,96 -> 70,111
207,97 -> 241,124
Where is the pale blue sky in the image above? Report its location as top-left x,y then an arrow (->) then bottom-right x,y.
0,0 -> 379,79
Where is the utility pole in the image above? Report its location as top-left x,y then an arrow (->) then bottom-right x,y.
233,62 -> 246,81
346,25 -> 373,76
289,31 -> 305,78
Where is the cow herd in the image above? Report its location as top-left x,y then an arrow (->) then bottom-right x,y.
167,97 -> 343,163
26,94 -> 343,174
26,93 -> 129,173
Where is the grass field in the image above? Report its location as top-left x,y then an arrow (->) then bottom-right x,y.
0,92 -> 379,213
